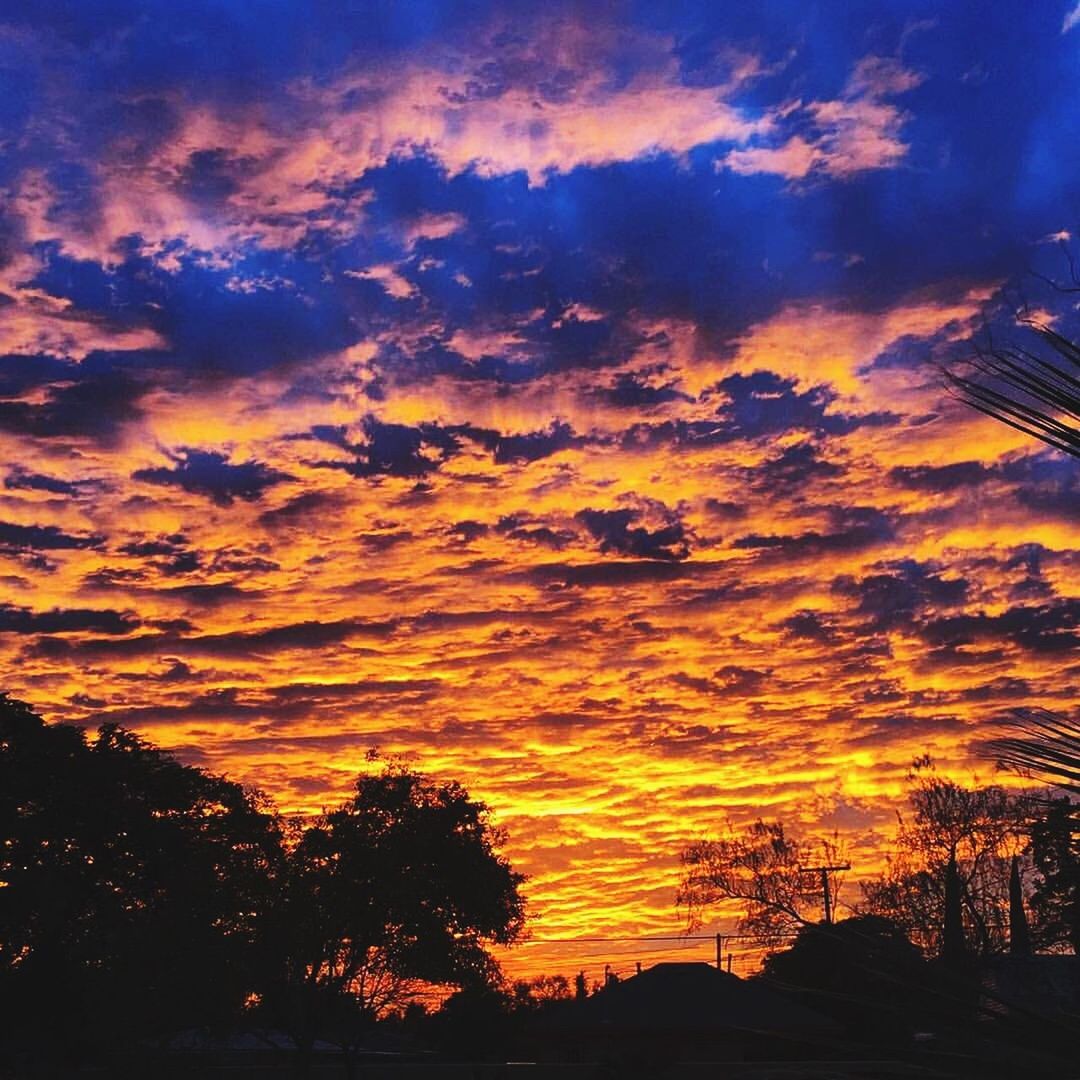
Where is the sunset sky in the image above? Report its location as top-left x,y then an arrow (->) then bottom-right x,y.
1,1 -> 1077,977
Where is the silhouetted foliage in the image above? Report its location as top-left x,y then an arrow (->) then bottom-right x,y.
1028,796 -> 1080,953
989,707 -> 1080,794
258,765 -> 526,1062
0,693 -> 281,1064
426,982 -> 517,1060
945,321 -> 1080,458
511,973 -> 573,1010
759,915 -> 930,1040
860,765 -> 1033,958
0,696 -> 529,1075
678,820 -> 845,941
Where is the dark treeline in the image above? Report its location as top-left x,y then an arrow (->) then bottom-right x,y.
4,693 -> 1080,1080
676,750 -> 1080,1078
678,754 -> 1080,959
0,694 -> 525,1077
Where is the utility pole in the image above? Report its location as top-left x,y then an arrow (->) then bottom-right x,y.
799,863 -> 850,925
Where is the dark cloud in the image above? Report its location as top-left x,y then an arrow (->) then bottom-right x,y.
835,559 -> 969,631
0,364 -> 147,444
592,371 -> 691,409
358,529 -> 414,552
25,615 -> 395,662
258,491 -> 341,528
470,420 -> 587,465
523,559 -> 723,589
447,520 -> 489,543
265,678 -> 442,703
118,534 -> 189,558
703,498 -> 748,520
890,461 -> 993,492
716,371 -> 894,440
1005,543 -> 1055,602
920,599 -> 1079,656
0,603 -> 138,635
1015,482 -> 1080,524
116,533 -> 201,575
916,645 -> 1008,672
160,583 -> 255,606
781,609 -> 836,642
576,506 -> 690,561
505,525 -> 576,550
753,442 -> 845,488
308,417 -> 464,478
622,373 -> 898,453
0,520 -> 103,551
733,506 -> 895,559
4,468 -> 95,496
133,449 -> 290,505
671,665 -> 771,698
493,512 -> 577,549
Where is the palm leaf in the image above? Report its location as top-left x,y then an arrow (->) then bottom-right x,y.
945,324 -> 1080,459
985,707 -> 1080,794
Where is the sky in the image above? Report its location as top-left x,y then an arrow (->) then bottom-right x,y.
1,1 -> 1078,976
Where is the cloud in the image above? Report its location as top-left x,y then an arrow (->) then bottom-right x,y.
733,506 -> 896,560
890,461 -> 993,492
0,604 -> 139,635
781,610 -> 836,642
474,420 -> 587,465
836,559 -> 969,631
0,521 -> 103,551
576,504 -> 690,562
721,55 -> 921,181
920,599 -> 1079,655
0,364 -> 147,444
4,468 -> 94,496
133,449 -> 290,505
308,418 -> 465,478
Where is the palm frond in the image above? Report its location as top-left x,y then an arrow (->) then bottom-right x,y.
945,324 -> 1080,459
985,707 -> 1080,794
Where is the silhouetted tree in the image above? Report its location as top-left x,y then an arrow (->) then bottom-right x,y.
985,709 -> 1080,954
1028,796 -> 1080,953
511,973 -> 573,1010
759,915 -> 930,1041
861,765 -> 1032,957
0,694 -> 281,1067
259,765 -> 526,1068
678,820 -> 845,941
428,982 -> 516,1060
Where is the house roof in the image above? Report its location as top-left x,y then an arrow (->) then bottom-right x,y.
543,962 -> 840,1037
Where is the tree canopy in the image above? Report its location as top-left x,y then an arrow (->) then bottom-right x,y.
0,693 -> 281,1057
260,764 -> 527,1049
860,768 -> 1030,958
0,694 -> 527,1071
677,820 -> 845,940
